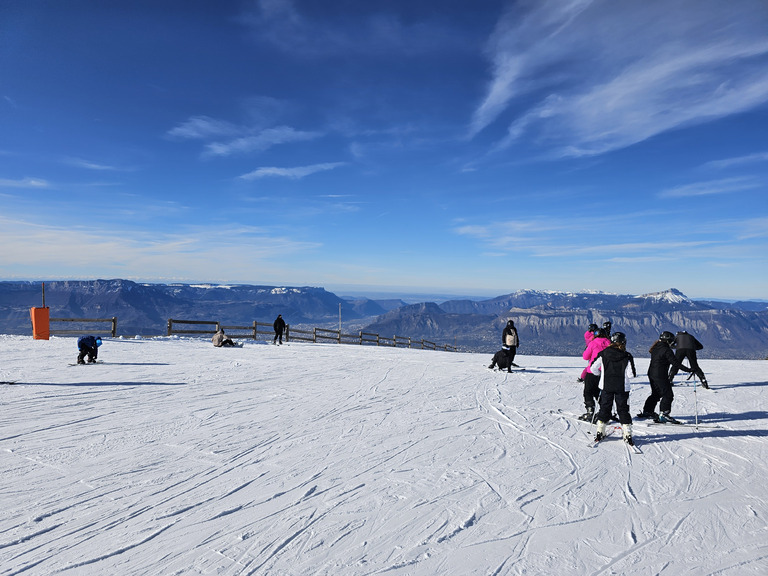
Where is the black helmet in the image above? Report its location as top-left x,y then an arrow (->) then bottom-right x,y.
593,328 -> 607,338
588,323 -> 598,332
611,332 -> 626,345
659,331 -> 675,343
507,319 -> 514,326
602,321 -> 612,331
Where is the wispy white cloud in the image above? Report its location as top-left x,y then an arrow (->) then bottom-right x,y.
472,0 -> 768,157
62,157 -> 126,171
205,126 -> 322,157
659,177 -> 761,198
239,162 -> 346,181
167,116 -> 242,140
702,151 -> 768,170
0,177 -> 50,189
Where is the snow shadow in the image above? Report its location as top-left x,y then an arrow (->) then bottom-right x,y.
644,428 -> 768,444
713,380 -> 768,390
20,381 -> 187,387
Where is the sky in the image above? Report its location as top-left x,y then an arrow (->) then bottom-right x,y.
1,0 -> 767,301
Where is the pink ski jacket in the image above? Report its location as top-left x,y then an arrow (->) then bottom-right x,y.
582,336 -> 610,374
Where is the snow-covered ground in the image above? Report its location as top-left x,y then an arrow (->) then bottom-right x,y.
1,334 -> 766,575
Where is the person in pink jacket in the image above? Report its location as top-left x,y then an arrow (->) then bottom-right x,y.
578,328 -> 611,421
578,323 -> 599,382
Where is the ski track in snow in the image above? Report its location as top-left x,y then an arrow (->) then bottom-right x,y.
0,334 -> 767,575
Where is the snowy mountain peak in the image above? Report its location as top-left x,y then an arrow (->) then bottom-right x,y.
635,288 -> 691,305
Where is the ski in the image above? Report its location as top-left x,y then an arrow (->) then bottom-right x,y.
642,420 -> 721,429
68,361 -> 105,366
0,380 -> 18,385
624,438 -> 642,454
588,426 -> 615,448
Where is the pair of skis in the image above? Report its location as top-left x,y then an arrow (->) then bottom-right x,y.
552,410 -> 642,454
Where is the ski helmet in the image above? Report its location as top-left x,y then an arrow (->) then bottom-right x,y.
659,331 -> 674,343
593,328 -> 607,338
588,323 -> 598,332
95,337 -> 102,347
611,332 -> 626,345
602,321 -> 612,332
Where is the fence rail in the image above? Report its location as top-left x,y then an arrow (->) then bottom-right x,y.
166,318 -> 457,352
50,317 -> 117,337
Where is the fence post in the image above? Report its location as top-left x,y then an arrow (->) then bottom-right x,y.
167,319 -> 173,336
111,317 -> 117,337
285,324 -> 290,343
252,321 -> 257,340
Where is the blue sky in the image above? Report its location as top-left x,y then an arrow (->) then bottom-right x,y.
1,0 -> 767,300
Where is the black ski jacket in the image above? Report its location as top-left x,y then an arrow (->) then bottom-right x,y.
673,331 -> 703,351
591,345 -> 636,392
647,341 -> 690,380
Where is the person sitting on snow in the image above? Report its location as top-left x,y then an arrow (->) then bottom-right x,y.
212,328 -> 237,348
488,348 -> 514,372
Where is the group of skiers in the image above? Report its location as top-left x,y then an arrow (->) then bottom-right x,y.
487,319 -> 710,447
577,322 -> 709,446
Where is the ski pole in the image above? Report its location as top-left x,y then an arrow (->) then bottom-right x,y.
691,371 -> 699,430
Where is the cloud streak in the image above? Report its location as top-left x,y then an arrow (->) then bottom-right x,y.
239,162 -> 346,181
472,0 -> 768,157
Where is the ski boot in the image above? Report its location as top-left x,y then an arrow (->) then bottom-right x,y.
594,420 -> 606,442
701,380 -> 710,390
578,408 -> 595,422
657,412 -> 681,424
622,423 -> 634,446
635,410 -> 658,420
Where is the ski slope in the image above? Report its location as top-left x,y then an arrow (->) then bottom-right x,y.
1,335 -> 766,575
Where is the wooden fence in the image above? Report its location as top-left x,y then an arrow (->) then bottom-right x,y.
167,318 -> 457,352
49,317 -> 118,337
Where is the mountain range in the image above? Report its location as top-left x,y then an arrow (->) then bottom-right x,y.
1,280 -> 766,359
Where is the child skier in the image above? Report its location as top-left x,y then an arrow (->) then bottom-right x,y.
638,331 -> 692,423
589,332 -> 637,445
578,328 -> 611,421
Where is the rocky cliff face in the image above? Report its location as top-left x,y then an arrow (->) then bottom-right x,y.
364,289 -> 768,359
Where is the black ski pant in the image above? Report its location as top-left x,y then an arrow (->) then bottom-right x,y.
669,350 -> 706,382
643,375 -> 674,415
597,390 -> 632,425
582,372 -> 600,410
77,345 -> 97,363
273,330 -> 283,344
504,345 -> 517,366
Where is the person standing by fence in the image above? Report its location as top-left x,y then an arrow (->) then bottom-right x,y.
273,314 -> 286,345
502,319 -> 520,368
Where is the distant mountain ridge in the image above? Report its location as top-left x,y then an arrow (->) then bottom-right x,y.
0,281 -> 765,359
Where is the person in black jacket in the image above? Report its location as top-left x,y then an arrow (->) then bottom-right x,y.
638,331 -> 692,423
273,314 -> 286,345
589,332 -> 637,444
668,330 -> 709,388
501,320 -> 520,368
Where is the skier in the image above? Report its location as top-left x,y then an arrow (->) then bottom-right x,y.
602,321 -> 612,339
589,332 -> 637,444
638,331 -> 692,423
76,335 -> 102,364
579,328 -> 611,421
212,328 -> 237,347
668,330 -> 709,388
501,319 -> 520,368
273,314 -> 286,345
577,323 -> 599,382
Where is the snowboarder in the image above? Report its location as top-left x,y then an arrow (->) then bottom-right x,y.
579,328 -> 611,421
589,332 -> 637,444
212,328 -> 237,348
668,330 -> 709,388
638,331 -> 693,423
273,314 -> 286,345
501,319 -> 520,368
76,335 -> 102,364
